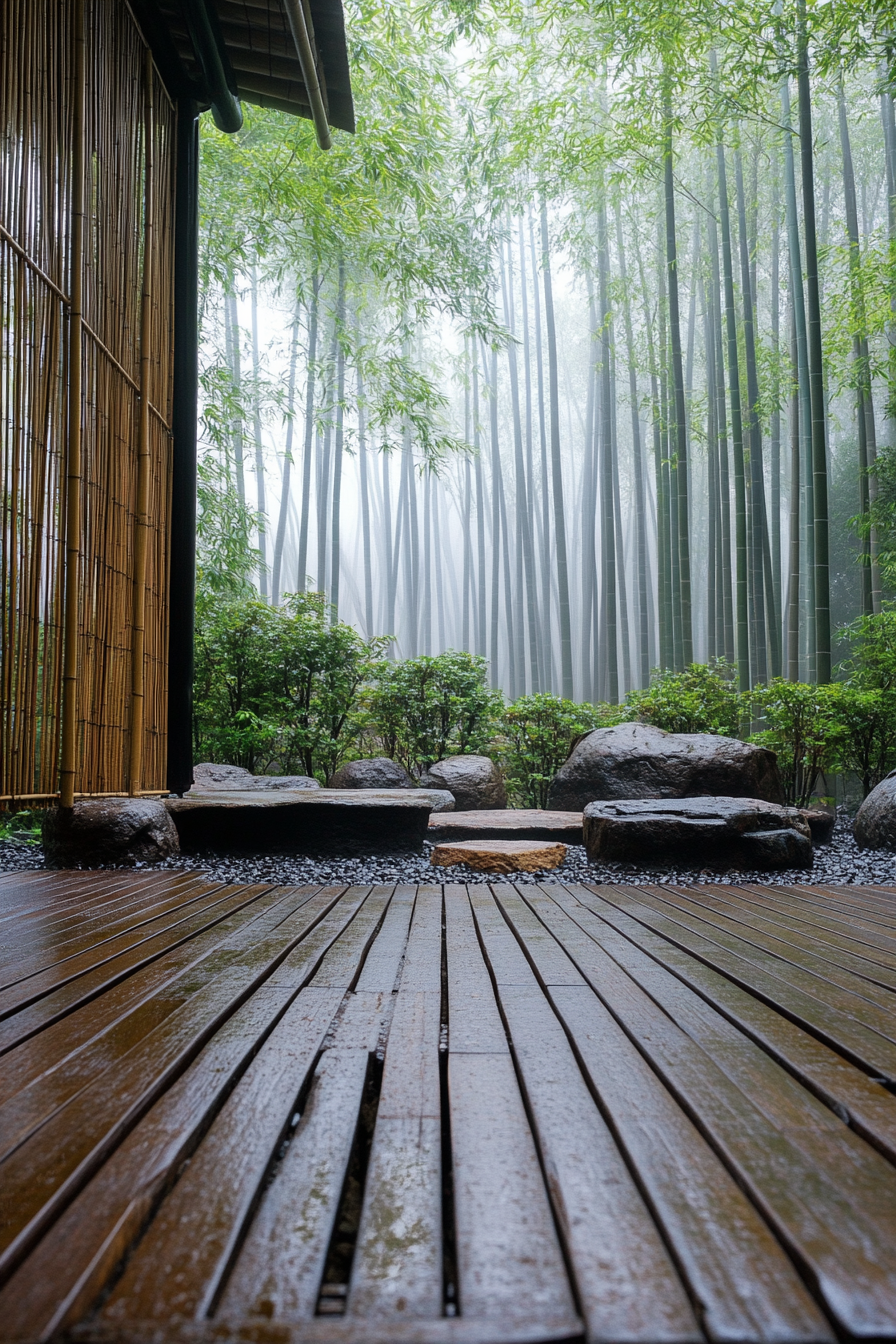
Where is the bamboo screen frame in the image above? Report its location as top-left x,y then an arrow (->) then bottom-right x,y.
0,0 -> 175,805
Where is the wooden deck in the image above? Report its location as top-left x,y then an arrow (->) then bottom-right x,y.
1,873 -> 896,1344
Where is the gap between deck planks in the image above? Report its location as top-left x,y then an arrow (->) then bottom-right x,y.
0,874 -> 894,1344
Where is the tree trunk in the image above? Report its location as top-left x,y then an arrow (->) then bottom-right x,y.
530,210 -> 554,689
225,289 -> 246,505
664,85 -> 693,665
705,172 -> 735,664
598,193 -> 618,700
540,200 -> 574,698
712,88 -> 750,690
272,305 -> 300,604
615,203 -> 650,688
838,77 -> 876,616
329,263 -> 346,620
797,0 -> 831,682
249,268 -> 268,598
296,271 -> 320,592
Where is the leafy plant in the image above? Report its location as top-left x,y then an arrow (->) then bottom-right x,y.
193,591 -> 386,780
829,685 -> 896,798
0,810 -> 43,845
498,693 -> 613,808
361,651 -> 503,778
750,680 -> 842,809
625,661 -> 743,737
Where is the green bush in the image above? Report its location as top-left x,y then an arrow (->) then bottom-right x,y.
193,591 -> 386,780
625,660 -> 743,736
498,694 -> 619,808
829,685 -> 896,798
750,679 -> 841,808
361,651 -> 503,778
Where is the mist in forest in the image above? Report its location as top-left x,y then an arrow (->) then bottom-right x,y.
197,0 -> 895,701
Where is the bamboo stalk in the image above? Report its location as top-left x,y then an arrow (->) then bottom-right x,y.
59,0 -> 86,810
128,46 -> 154,795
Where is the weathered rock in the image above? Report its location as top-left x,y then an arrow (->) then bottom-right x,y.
548,722 -> 783,811
430,839 -> 566,873
583,795 -> 811,870
799,806 -> 836,845
43,799 -> 180,866
420,755 -> 507,811
428,808 -> 582,844
328,757 -> 416,790
167,789 -> 433,854
854,773 -> 896,850
190,762 -> 320,793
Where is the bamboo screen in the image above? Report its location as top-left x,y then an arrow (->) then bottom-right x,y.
0,0 -> 176,803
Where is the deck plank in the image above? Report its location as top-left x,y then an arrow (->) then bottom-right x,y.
1,875 -> 896,1344
562,884 -> 896,1164
445,887 -> 579,1330
480,885 -> 700,1344
548,884 -> 896,1338
100,889 -> 402,1324
348,887 -> 444,1320
217,890 -> 416,1323
494,885 -> 828,1344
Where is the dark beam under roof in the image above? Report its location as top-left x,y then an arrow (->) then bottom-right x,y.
137,0 -> 355,135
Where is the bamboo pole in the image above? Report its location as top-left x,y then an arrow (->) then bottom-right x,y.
129,47 -> 154,795
59,0 -> 86,810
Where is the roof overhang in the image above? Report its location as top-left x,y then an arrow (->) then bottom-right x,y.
133,0 -> 354,146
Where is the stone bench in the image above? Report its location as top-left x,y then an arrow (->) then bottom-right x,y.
428,808 -> 583,844
583,796 -> 813,870
167,789 -> 447,854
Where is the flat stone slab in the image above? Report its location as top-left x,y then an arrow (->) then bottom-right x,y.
430,839 -> 567,872
167,789 -> 436,854
583,796 -> 812,870
428,809 -> 582,843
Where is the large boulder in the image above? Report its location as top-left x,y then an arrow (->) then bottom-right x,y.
547,722 -> 783,811
583,796 -> 812,870
43,799 -> 180,866
328,757 -> 415,790
190,762 -> 320,792
854,773 -> 896,850
420,755 -> 507,811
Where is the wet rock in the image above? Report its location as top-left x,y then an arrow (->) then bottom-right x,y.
189,762 -> 320,793
420,755 -> 507,811
167,789 -> 433,854
583,796 -> 812,870
548,722 -> 783,811
799,806 -> 836,845
854,773 -> 896,850
43,799 -> 180,866
430,839 -> 566,873
428,808 -> 582,843
328,758 -> 416,790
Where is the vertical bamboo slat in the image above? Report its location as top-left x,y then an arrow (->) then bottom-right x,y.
0,0 -> 176,805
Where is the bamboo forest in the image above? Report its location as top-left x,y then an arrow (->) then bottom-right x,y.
196,0 -> 896,710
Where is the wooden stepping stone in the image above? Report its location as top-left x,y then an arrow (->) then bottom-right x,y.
430,839 -> 567,873
428,808 -> 582,843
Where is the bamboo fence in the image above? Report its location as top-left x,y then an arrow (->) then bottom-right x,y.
0,0 -> 176,805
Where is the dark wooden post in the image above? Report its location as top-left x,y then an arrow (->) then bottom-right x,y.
167,101 -> 199,795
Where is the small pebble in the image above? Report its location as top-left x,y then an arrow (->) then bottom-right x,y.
2,816 -> 895,888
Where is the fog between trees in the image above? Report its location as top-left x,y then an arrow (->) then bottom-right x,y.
196,0 -> 896,702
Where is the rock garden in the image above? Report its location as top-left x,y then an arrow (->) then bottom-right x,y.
5,638 -> 896,887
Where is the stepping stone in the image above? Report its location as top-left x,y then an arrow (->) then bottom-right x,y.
167,789 -> 435,854
430,839 -> 567,873
428,808 -> 582,843
583,796 -> 812,870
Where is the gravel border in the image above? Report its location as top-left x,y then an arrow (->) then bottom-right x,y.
2,817 -> 896,888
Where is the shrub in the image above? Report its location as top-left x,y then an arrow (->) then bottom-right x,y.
625,660 -> 743,736
361,651 -> 503,778
499,694 -> 617,808
829,685 -> 896,798
193,591 -> 386,780
750,679 -> 841,808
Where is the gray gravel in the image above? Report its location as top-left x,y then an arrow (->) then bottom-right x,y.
2,815 -> 896,888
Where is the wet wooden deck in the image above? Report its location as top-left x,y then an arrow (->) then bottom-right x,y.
1,871 -> 896,1344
